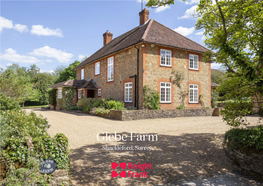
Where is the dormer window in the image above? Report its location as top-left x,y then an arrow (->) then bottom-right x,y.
160,49 -> 171,67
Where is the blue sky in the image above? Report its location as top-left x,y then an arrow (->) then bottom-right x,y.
0,0 -> 220,72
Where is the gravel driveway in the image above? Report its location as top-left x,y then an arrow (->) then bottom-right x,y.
26,109 -> 262,186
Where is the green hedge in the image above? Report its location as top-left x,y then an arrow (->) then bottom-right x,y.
224,126 -> 263,154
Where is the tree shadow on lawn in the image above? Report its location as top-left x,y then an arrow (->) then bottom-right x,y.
69,133 -> 238,186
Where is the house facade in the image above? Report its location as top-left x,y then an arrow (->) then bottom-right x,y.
51,8 -> 212,110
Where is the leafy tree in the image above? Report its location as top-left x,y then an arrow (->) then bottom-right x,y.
211,69 -> 224,85
32,73 -> 54,104
0,64 -> 39,106
55,60 -> 80,83
51,65 -> 66,82
27,64 -> 40,79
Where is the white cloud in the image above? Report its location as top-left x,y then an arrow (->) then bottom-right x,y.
211,63 -> 221,69
6,63 -> 12,66
201,35 -> 206,40
0,16 -> 14,32
178,5 -> 197,19
40,69 -> 54,73
31,25 -> 63,37
155,6 -> 170,13
195,31 -> 204,35
78,55 -> 86,61
30,46 -> 73,63
0,48 -> 40,63
185,0 -> 200,4
0,16 -> 28,33
174,26 -> 195,36
14,24 -> 28,33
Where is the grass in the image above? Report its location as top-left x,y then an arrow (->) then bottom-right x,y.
23,105 -> 48,108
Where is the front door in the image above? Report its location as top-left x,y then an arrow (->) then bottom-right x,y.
87,90 -> 95,98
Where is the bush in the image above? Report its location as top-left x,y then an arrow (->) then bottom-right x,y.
0,93 -> 20,111
47,89 -> 56,106
105,100 -> 126,110
0,109 -> 69,184
92,99 -> 104,108
143,85 -> 160,110
177,105 -> 184,109
94,108 -> 110,115
224,126 -> 263,153
1,157 -> 47,185
77,98 -> 96,110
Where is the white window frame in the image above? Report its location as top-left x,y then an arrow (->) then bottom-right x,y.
189,54 -> 199,70
95,62 -> 100,75
189,84 -> 199,103
57,89 -> 62,99
160,49 -> 172,67
78,89 -> 83,99
81,68 -> 84,80
160,82 -> 171,103
125,82 -> 133,102
107,57 -> 114,82
98,89 -> 101,97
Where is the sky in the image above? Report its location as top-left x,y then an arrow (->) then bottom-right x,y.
0,0 -> 221,73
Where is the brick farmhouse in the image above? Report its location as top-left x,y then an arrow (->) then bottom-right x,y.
50,8 -> 213,110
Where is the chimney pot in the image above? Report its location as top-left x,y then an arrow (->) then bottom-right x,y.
139,8 -> 149,26
103,31 -> 113,46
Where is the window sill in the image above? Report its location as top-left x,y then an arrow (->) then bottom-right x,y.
125,101 -> 133,103
160,102 -> 172,104
189,68 -> 199,71
189,102 -> 199,104
160,65 -> 172,68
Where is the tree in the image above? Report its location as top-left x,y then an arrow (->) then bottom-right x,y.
27,64 -> 40,79
55,61 -> 80,83
211,69 -> 224,84
32,73 -> 54,104
0,64 -> 39,106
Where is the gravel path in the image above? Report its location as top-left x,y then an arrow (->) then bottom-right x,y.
26,109 -> 262,186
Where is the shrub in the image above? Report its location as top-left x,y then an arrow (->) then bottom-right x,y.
1,157 -> 47,185
64,88 -> 76,110
143,85 -> 160,110
0,109 -> 69,183
47,89 -> 56,106
177,105 -> 184,109
105,100 -> 126,110
224,126 -> 263,153
77,98 -> 96,110
94,108 -> 110,115
83,106 -> 91,112
0,93 -> 20,111
92,99 -> 104,108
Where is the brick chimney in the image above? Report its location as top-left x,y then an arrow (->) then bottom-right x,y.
139,8 -> 149,26
103,31 -> 113,46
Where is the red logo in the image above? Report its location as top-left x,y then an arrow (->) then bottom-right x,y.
111,162 -> 127,177
111,162 -> 152,178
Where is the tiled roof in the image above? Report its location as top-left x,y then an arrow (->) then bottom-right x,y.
49,79 -> 98,89
74,19 -> 211,70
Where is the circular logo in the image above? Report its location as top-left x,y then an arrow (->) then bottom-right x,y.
39,159 -> 57,174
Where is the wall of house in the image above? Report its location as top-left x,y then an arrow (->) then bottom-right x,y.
142,44 -> 211,109
76,47 -> 142,108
